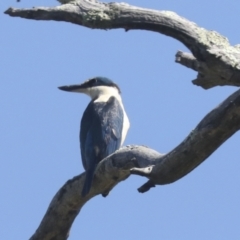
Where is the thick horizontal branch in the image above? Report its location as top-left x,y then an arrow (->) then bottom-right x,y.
5,0 -> 240,89
30,89 -> 240,240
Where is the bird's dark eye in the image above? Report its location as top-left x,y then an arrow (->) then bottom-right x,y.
88,78 -> 97,87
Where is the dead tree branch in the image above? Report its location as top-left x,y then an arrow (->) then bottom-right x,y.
5,0 -> 240,89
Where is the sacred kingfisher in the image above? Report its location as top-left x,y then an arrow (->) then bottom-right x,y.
59,77 -> 130,196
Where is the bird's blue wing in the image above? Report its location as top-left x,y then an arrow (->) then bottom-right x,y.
80,97 -> 124,167
80,101 -> 103,170
80,101 -> 102,196
80,97 -> 123,196
100,96 -> 123,156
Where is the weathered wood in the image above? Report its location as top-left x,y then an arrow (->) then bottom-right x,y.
29,146 -> 162,240
132,89 -> 240,184
5,0 -> 240,89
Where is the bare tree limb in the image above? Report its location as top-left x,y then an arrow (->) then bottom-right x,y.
4,0 -> 240,89
29,146 -> 162,240
30,88 -> 240,240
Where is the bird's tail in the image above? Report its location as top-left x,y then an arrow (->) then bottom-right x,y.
81,166 -> 96,197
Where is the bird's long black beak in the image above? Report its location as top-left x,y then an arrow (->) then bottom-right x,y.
58,84 -> 84,93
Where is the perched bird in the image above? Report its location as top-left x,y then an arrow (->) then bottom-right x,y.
59,77 -> 130,197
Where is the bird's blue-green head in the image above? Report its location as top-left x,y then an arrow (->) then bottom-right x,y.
58,77 -> 121,100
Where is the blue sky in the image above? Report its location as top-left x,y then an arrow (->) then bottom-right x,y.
1,1 -> 240,239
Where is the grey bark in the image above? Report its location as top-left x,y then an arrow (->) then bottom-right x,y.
4,1 -> 240,239
5,0 -> 240,89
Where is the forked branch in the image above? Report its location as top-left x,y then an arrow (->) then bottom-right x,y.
5,0 -> 240,89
